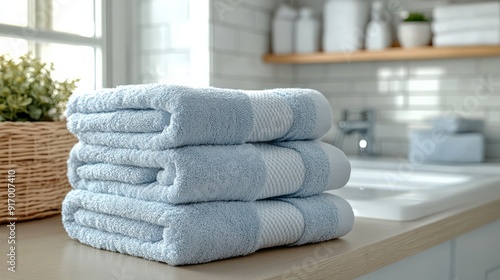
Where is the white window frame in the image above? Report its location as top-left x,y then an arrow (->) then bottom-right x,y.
0,0 -> 136,89
105,0 -> 138,87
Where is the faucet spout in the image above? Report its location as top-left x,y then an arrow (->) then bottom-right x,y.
334,109 -> 376,155
338,120 -> 370,134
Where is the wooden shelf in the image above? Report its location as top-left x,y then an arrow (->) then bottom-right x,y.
263,46 -> 500,64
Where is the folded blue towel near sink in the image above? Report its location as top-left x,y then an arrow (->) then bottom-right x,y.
66,84 -> 332,150
68,141 -> 351,204
432,116 -> 484,133
409,130 -> 485,163
62,190 -> 354,266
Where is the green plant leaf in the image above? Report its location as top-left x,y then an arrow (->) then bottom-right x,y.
28,105 -> 42,120
403,12 -> 428,22
20,97 -> 33,106
0,53 -> 78,121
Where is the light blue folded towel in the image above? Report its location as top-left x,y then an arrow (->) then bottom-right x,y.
409,130 -> 485,163
68,141 -> 351,204
66,84 -> 332,149
62,190 -> 354,265
432,116 -> 484,133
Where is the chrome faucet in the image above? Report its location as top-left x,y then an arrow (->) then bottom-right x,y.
333,109 -> 376,155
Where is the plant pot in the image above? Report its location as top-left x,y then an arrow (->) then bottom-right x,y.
0,121 -> 77,223
398,22 -> 432,48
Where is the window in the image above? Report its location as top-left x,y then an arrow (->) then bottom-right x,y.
0,0 -> 104,91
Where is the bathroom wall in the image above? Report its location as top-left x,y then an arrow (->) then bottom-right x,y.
296,59 -> 500,159
136,0 -> 210,86
136,0 -> 500,160
293,0 -> 500,159
137,0 -> 291,89
209,0 -> 500,160
210,0 -> 294,89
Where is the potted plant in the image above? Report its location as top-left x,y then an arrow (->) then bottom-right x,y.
398,12 -> 432,48
0,53 -> 78,222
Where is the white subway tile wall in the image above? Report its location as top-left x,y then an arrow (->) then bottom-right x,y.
208,2 -> 500,159
297,59 -> 500,159
137,0 -> 500,159
138,0 -> 209,86
210,0 -> 293,90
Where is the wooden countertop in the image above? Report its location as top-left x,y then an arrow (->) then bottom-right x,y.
1,196 -> 500,280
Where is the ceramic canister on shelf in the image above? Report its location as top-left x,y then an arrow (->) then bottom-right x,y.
398,22 -> 432,48
323,0 -> 370,52
272,4 -> 298,54
365,0 -> 392,50
294,7 -> 320,53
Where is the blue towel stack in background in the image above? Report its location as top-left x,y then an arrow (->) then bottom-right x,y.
409,115 -> 485,163
62,84 -> 354,266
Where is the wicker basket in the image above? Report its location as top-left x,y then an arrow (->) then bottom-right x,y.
0,121 -> 77,223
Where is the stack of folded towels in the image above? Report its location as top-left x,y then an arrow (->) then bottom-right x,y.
432,1 -> 500,47
62,84 -> 355,266
409,115 -> 485,163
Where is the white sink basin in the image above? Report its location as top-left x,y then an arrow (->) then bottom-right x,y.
328,158 -> 500,221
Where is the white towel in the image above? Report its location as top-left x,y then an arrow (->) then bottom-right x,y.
433,29 -> 500,47
433,2 -> 500,20
432,16 -> 500,34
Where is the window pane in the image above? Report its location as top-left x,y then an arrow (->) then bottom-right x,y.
0,0 -> 28,26
0,36 -> 29,57
38,43 -> 96,91
51,0 -> 95,37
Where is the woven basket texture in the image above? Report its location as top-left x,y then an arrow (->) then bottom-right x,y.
0,121 -> 76,223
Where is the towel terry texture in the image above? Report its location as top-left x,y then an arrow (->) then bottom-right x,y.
62,84 -> 354,266
433,2 -> 500,20
66,84 -> 333,150
62,190 -> 354,266
68,141 -> 351,204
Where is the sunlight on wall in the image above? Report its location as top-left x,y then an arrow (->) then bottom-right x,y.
395,95 -> 405,107
408,96 -> 441,106
377,65 -> 407,79
406,79 -> 441,91
138,0 -> 210,87
411,67 -> 446,76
